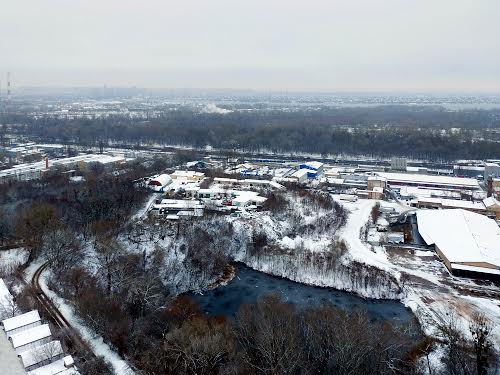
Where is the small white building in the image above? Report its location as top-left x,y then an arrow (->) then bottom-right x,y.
147,174 -> 172,192
170,170 -> 205,183
27,355 -> 78,375
339,194 -> 358,202
9,324 -> 52,354
2,311 -> 41,336
18,340 -> 64,372
233,194 -> 267,208
150,199 -> 204,217
290,169 -> 309,183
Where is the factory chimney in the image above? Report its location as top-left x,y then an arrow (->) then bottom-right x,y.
487,176 -> 493,197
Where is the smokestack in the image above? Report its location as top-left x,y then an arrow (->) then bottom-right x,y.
487,176 -> 493,197
45,157 -> 49,169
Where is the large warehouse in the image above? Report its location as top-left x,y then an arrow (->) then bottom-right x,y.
416,209 -> 500,280
375,172 -> 480,191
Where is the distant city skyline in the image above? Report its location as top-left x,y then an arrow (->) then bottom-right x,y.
1,0 -> 500,92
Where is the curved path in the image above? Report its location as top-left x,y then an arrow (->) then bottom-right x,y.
31,261 -> 95,358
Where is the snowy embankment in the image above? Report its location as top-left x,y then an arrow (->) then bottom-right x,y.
24,263 -> 135,375
228,200 -> 401,300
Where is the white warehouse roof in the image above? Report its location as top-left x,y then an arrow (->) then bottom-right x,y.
376,172 -> 480,189
291,169 -> 309,178
417,209 -> 500,268
148,174 -> 172,187
9,324 -> 51,349
19,340 -> 63,369
27,356 -> 78,375
301,161 -> 324,170
2,310 -> 41,333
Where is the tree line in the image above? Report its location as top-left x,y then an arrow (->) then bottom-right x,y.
3,106 -> 500,160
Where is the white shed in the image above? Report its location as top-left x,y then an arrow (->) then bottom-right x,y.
18,340 -> 64,372
147,174 -> 172,192
2,310 -> 41,336
9,324 -> 52,354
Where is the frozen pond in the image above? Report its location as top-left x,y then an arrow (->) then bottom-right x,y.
190,263 -> 415,324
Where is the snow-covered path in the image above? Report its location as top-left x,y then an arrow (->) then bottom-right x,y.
337,199 -> 393,272
24,262 -> 135,375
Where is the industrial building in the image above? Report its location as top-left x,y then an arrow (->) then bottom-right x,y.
299,161 -> 324,178
289,169 -> 309,183
170,170 -> 205,183
411,197 -> 487,214
213,177 -> 284,190
375,172 -> 480,191
484,162 -> 500,180
483,197 -> 500,220
390,157 -> 407,171
0,154 -> 127,183
147,174 -> 172,192
9,324 -> 52,354
19,340 -> 64,372
150,199 -> 204,219
1,311 -> 42,336
417,209 -> 500,280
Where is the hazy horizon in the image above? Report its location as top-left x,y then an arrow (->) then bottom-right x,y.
2,0 -> 500,92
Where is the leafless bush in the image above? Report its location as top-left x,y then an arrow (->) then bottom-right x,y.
371,202 -> 381,223
262,191 -> 289,213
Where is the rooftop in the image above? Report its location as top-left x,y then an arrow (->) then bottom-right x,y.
416,197 -> 486,211
2,310 -> 41,333
19,340 -> 63,369
27,355 -> 79,375
417,209 -> 500,268
376,172 -> 480,189
9,324 -> 51,349
300,161 -> 324,170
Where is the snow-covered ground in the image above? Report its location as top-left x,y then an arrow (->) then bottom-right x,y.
28,189 -> 498,373
0,248 -> 29,274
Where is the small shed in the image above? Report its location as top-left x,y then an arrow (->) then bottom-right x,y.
9,324 -> 52,354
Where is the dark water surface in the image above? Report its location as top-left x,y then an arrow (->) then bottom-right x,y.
190,263 -> 415,324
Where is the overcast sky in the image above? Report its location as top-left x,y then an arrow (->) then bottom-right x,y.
1,0 -> 499,92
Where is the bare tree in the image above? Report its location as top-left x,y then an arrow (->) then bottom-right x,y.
31,341 -> 63,368
436,310 -> 475,375
234,295 -> 304,375
42,225 -> 83,277
469,312 -> 494,375
0,295 -> 20,320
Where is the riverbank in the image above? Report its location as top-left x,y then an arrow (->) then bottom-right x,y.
189,263 -> 416,325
